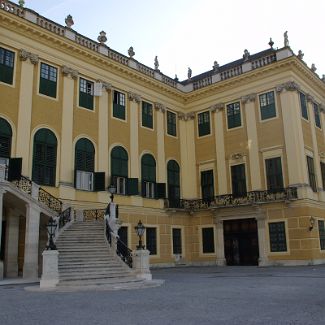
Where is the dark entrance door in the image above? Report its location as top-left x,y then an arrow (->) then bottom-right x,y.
117,226 -> 128,256
224,218 -> 259,266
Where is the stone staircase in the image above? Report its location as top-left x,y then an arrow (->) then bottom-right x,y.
55,221 -> 142,288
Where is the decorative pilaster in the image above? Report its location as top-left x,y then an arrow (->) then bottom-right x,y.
215,219 -> 226,266
211,103 -> 228,194
256,215 -> 268,266
155,103 -> 166,183
23,203 -> 41,279
129,93 -> 141,178
242,93 -> 261,190
16,51 -> 38,175
0,189 -> 6,280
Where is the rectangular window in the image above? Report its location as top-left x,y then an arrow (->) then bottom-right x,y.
39,63 -> 57,98
314,103 -> 321,128
79,78 -> 94,110
75,170 -> 94,191
259,91 -> 276,120
299,92 -> 308,120
202,227 -> 215,253
198,111 -> 210,137
201,170 -> 214,203
321,162 -> 325,191
265,157 -> 284,192
172,228 -> 182,255
227,102 -> 241,129
231,164 -> 247,198
167,111 -> 177,136
142,101 -> 153,129
307,156 -> 317,192
318,220 -> 325,250
0,47 -> 15,84
146,227 -> 157,255
269,222 -> 287,252
113,91 -> 126,120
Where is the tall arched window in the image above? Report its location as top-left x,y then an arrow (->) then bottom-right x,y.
141,154 -> 156,198
0,118 -> 12,162
32,128 -> 57,186
74,138 -> 95,191
167,160 -> 180,205
111,146 -> 128,194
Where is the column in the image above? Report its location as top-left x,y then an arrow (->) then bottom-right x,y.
59,66 -> 78,188
242,94 -> 262,190
211,104 -> 227,194
16,50 -> 39,176
129,93 -> 141,178
277,82 -> 309,186
307,96 -> 323,193
0,189 -> 6,279
256,215 -> 268,266
23,203 -> 41,279
155,103 -> 166,183
98,82 -> 111,187
179,113 -> 197,198
215,219 -> 226,266
5,210 -> 20,277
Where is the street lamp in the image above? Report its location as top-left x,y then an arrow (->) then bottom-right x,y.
46,217 -> 57,250
135,220 -> 146,250
108,183 -> 117,202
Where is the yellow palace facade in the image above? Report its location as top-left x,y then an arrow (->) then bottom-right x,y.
1,1 -> 325,279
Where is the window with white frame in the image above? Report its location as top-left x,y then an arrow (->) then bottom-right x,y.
75,170 -> 94,191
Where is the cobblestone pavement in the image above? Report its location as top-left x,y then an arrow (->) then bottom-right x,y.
1,265 -> 325,325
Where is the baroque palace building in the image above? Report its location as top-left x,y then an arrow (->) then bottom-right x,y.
1,0 -> 325,280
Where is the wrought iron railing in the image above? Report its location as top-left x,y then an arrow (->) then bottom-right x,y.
165,187 -> 298,210
38,188 -> 62,213
83,208 -> 105,221
58,207 -> 72,228
12,176 -> 32,195
105,219 -> 132,268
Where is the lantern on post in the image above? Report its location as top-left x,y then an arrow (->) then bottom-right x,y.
135,220 -> 146,249
46,217 -> 57,250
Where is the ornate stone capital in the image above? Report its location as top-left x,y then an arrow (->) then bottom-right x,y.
319,104 -> 325,113
209,103 -> 225,113
19,49 -> 39,65
128,92 -> 141,103
178,112 -> 195,121
154,102 -> 166,113
241,93 -> 256,104
96,80 -> 112,91
306,94 -> 316,104
276,81 -> 300,93
62,66 -> 78,79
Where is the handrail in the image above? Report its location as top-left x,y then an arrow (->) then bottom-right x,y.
12,175 -> 32,195
58,207 -> 72,228
38,187 -> 62,213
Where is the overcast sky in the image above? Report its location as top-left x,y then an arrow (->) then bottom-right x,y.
15,0 -> 325,81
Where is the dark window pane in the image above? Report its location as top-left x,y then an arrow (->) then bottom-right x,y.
0,47 -> 15,84
300,92 -> 308,120
0,118 -> 12,158
318,220 -> 325,250
198,111 -> 210,136
314,103 -> 321,128
146,227 -> 157,255
172,228 -> 182,254
307,156 -> 317,192
202,227 -> 215,253
321,162 -> 325,191
79,78 -> 94,110
142,101 -> 153,128
265,157 -> 284,191
113,91 -> 126,119
167,160 -> 180,200
227,102 -> 241,128
75,138 -> 95,172
269,222 -> 287,252
111,146 -> 128,177
259,91 -> 276,120
167,111 -> 177,136
201,170 -> 214,202
231,164 -> 246,197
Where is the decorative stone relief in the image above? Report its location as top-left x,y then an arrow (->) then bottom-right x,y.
97,31 -> 107,44
276,81 -> 300,93
128,92 -> 141,103
61,66 -> 78,79
209,103 -> 225,113
297,50 -> 304,60
178,112 -> 195,121
230,152 -> 245,160
241,94 -> 256,104
128,46 -> 135,58
19,49 -> 39,65
311,64 -> 317,72
154,102 -> 166,113
65,15 -> 74,28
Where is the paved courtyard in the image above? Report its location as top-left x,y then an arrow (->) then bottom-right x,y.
1,265 -> 325,325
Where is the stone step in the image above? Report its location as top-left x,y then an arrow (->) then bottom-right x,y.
59,269 -> 131,278
58,275 -> 139,285
59,263 -> 125,270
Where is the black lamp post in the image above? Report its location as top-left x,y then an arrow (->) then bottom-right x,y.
46,217 -> 57,250
108,184 -> 117,202
135,220 -> 146,249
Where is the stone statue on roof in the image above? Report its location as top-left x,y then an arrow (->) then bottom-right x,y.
213,61 -> 219,72
154,56 -> 159,71
128,46 -> 135,58
297,50 -> 304,60
188,67 -> 192,79
284,31 -> 289,47
65,15 -> 74,28
243,49 -> 250,61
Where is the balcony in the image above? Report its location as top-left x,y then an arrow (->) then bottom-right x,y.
164,187 -> 298,211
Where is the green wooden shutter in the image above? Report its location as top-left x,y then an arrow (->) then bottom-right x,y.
127,178 -> 139,195
111,146 -> 128,177
155,183 -> 166,199
172,228 -> 182,254
7,158 -> 22,181
75,138 -> 95,172
0,118 -> 12,158
141,154 -> 156,182
231,164 -> 246,197
94,172 -> 105,191
0,48 -> 14,84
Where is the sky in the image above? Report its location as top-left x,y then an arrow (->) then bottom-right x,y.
14,0 -> 325,81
